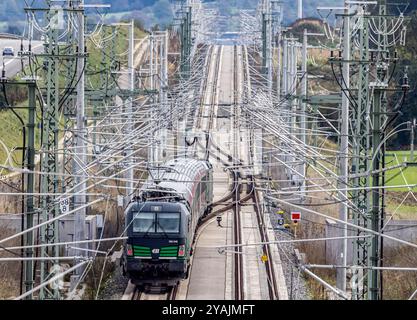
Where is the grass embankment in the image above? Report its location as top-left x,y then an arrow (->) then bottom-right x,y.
0,226 -> 20,299
0,101 -> 41,173
0,25 -> 147,175
305,139 -> 417,221
384,150 -> 417,220
87,25 -> 147,87
384,151 -> 417,191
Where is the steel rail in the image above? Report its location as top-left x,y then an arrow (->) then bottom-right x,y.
232,44 -> 244,300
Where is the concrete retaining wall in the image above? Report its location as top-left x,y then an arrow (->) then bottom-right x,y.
325,218 -> 417,265
0,175 -> 22,214
0,214 -> 102,256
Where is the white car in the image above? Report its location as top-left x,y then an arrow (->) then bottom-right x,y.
2,47 -> 14,57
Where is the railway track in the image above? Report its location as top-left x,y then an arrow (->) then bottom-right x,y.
199,44 -> 281,300
232,45 -> 245,300
194,45 -> 250,300
251,176 -> 280,300
245,59 -> 280,299
195,45 -> 215,131
192,45 -> 222,161
195,44 -> 246,300
200,45 -> 248,300
207,46 -> 222,134
216,45 -> 280,300
123,281 -> 178,301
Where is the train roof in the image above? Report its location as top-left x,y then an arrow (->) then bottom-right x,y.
140,158 -> 211,206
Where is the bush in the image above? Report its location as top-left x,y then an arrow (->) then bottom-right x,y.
382,246 -> 417,299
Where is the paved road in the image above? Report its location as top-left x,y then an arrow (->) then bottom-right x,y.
0,39 -> 43,78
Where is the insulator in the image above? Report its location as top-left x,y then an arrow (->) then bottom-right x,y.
402,70 -> 410,91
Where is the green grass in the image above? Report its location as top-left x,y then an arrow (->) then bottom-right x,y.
384,151 -> 417,220
87,25 -> 146,70
86,25 -> 147,100
0,101 -> 41,174
386,201 -> 417,220
385,151 -> 417,192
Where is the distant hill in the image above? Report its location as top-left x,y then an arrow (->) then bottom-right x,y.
1,0 -> 415,33
1,0 -> 346,33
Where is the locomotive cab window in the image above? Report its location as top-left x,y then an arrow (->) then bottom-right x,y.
157,213 -> 180,233
133,212 -> 156,233
132,211 -> 180,234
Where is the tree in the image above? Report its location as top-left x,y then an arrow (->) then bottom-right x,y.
388,11 -> 417,149
134,18 -> 146,31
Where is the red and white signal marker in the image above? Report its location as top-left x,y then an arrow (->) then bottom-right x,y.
291,212 -> 301,223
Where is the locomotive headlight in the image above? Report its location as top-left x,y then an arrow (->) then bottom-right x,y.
126,244 -> 133,256
178,245 -> 186,257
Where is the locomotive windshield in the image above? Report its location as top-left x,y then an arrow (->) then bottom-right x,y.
157,213 -> 180,233
132,212 -> 180,234
132,212 -> 155,233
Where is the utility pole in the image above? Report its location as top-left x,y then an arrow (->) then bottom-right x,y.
369,0 -> 389,300
343,0 -> 405,299
276,25 -> 282,98
267,0 -> 272,96
24,81 -> 37,299
281,34 -> 299,184
282,37 -> 288,97
300,28 -> 308,202
337,2 -> 350,294
126,20 -> 135,203
179,0 -> 192,80
275,3 -> 283,99
157,31 -> 169,163
173,0 -> 195,159
411,119 -> 416,161
163,31 -> 169,162
351,4 -> 370,299
281,36 -> 288,175
2,71 -> 39,299
24,0 -> 88,300
72,0 -> 86,288
290,38 -> 298,185
298,0 -> 303,20
39,1 -> 63,299
1,77 -> 37,299
149,33 -> 155,166
261,0 -> 272,95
